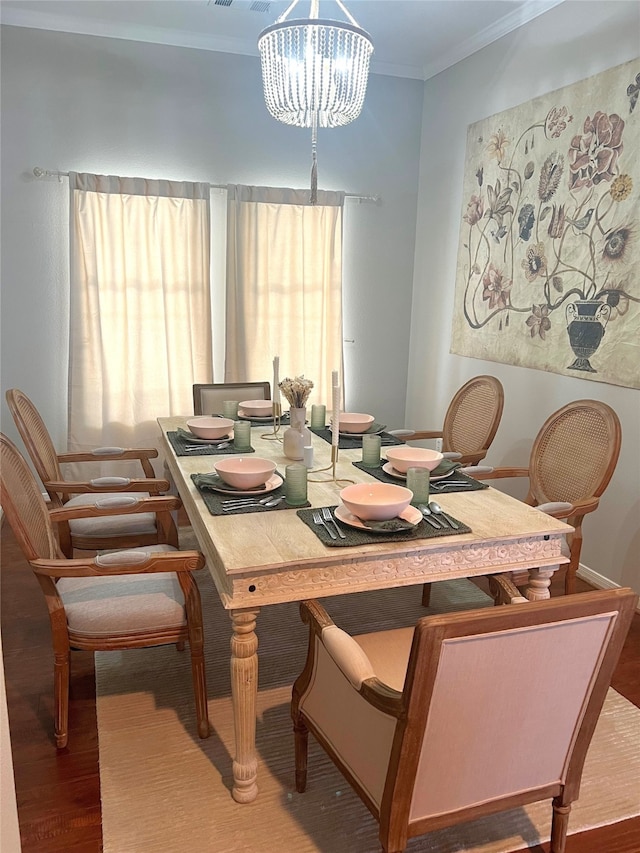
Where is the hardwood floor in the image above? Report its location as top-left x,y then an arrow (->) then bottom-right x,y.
2,519 -> 639,853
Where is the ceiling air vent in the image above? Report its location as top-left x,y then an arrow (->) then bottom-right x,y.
213,0 -> 233,6
250,1 -> 271,11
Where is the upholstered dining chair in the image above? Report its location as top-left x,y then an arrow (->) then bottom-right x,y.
292,588 -> 636,853
479,399 -> 622,595
0,432 -> 210,748
6,388 -> 176,557
408,375 -> 504,465
192,381 -> 271,415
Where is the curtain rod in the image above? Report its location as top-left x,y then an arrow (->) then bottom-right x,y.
32,168 -> 380,203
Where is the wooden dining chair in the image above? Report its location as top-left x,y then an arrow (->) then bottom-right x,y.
409,375 -> 504,465
6,388 -> 177,556
0,432 -> 210,748
479,399 -> 622,595
192,381 -> 271,415
292,588 -> 636,853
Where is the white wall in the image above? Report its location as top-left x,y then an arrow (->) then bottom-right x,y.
408,1 -> 640,590
0,25 -> 424,450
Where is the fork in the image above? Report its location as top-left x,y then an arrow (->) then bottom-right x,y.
312,510 -> 337,540
322,506 -> 346,539
183,441 -> 231,451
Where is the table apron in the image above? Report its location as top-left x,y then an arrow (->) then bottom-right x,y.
217,535 -> 567,608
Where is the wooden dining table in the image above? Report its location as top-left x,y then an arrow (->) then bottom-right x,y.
158,415 -> 571,804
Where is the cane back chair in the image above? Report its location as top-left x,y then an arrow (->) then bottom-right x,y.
480,399 -> 621,595
0,433 -> 210,748
6,388 -> 176,556
410,375 -> 504,465
292,588 -> 636,853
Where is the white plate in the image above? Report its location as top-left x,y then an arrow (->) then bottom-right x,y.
334,503 -> 422,532
206,473 -> 283,496
237,409 -> 274,422
183,432 -> 233,444
381,461 -> 457,481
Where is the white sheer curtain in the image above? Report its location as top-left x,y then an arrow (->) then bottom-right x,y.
68,172 -> 212,473
225,185 -> 344,408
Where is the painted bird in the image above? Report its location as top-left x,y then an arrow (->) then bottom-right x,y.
566,208 -> 594,231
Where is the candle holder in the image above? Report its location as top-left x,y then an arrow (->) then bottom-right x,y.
261,401 -> 283,441
308,446 -> 355,485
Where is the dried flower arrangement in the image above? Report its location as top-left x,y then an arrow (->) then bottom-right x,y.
278,375 -> 314,408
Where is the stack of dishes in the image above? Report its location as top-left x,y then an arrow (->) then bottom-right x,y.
383,447 -> 444,480
210,457 -> 281,495
238,400 -> 273,421
186,417 -> 235,443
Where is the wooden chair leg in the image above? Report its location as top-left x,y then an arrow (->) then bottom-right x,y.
421,583 -> 432,607
293,716 -> 309,793
550,796 -> 571,853
564,537 -> 582,596
53,650 -> 70,749
179,574 -> 210,739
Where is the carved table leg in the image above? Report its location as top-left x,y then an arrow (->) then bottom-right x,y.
230,607 -> 260,803
525,567 -> 556,601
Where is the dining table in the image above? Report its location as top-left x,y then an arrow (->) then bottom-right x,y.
158,415 -> 571,804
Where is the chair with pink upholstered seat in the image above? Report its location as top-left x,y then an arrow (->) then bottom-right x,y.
292,588 -> 636,853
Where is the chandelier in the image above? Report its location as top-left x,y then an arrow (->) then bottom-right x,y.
258,0 -> 374,202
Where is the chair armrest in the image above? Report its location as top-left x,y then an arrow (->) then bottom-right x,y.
48,494 -> 182,523
536,500 -> 574,518
44,477 -> 170,495
442,451 -> 462,461
31,549 -> 205,578
299,601 -> 403,716
488,573 -> 529,605
57,447 -> 158,478
460,465 -> 494,477
475,466 -> 530,480
407,429 -> 442,441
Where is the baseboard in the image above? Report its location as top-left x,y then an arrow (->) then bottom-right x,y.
577,563 -> 621,590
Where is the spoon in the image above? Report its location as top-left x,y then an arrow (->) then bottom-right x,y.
429,500 -> 459,529
418,504 -> 442,528
222,495 -> 285,511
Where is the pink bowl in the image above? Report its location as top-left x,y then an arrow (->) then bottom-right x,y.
385,446 -> 443,474
186,417 -> 234,440
213,457 -> 276,490
338,413 -> 375,434
339,482 -> 412,521
239,400 -> 273,417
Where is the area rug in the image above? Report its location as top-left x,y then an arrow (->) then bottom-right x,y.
96,530 -> 640,853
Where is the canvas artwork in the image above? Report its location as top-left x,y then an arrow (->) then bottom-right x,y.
450,59 -> 640,389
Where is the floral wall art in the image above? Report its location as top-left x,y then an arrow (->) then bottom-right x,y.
450,59 -> 639,389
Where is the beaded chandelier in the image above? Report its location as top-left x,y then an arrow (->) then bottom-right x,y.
258,0 -> 373,202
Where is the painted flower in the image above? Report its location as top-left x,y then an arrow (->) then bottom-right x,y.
544,106 -> 572,139
610,174 -> 632,202
485,179 -> 514,229
518,204 -> 535,240
526,304 -> 551,339
568,111 -> 625,190
603,281 -> 630,318
486,129 -> 509,163
547,204 -> 566,239
482,264 -> 512,310
601,225 -> 633,264
538,152 -> 564,202
463,194 -> 484,226
521,243 -> 548,281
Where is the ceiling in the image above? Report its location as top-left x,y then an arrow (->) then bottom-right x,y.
0,0 -> 564,80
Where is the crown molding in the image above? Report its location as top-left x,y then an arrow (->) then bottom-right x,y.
420,0 -> 565,81
1,0 -> 566,81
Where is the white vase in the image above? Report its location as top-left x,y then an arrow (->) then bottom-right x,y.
283,407 -> 311,461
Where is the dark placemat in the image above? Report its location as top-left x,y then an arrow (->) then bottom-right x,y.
311,426 -> 403,450
351,461 -> 489,493
191,472 -> 310,516
297,505 -> 471,547
168,431 -> 256,457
